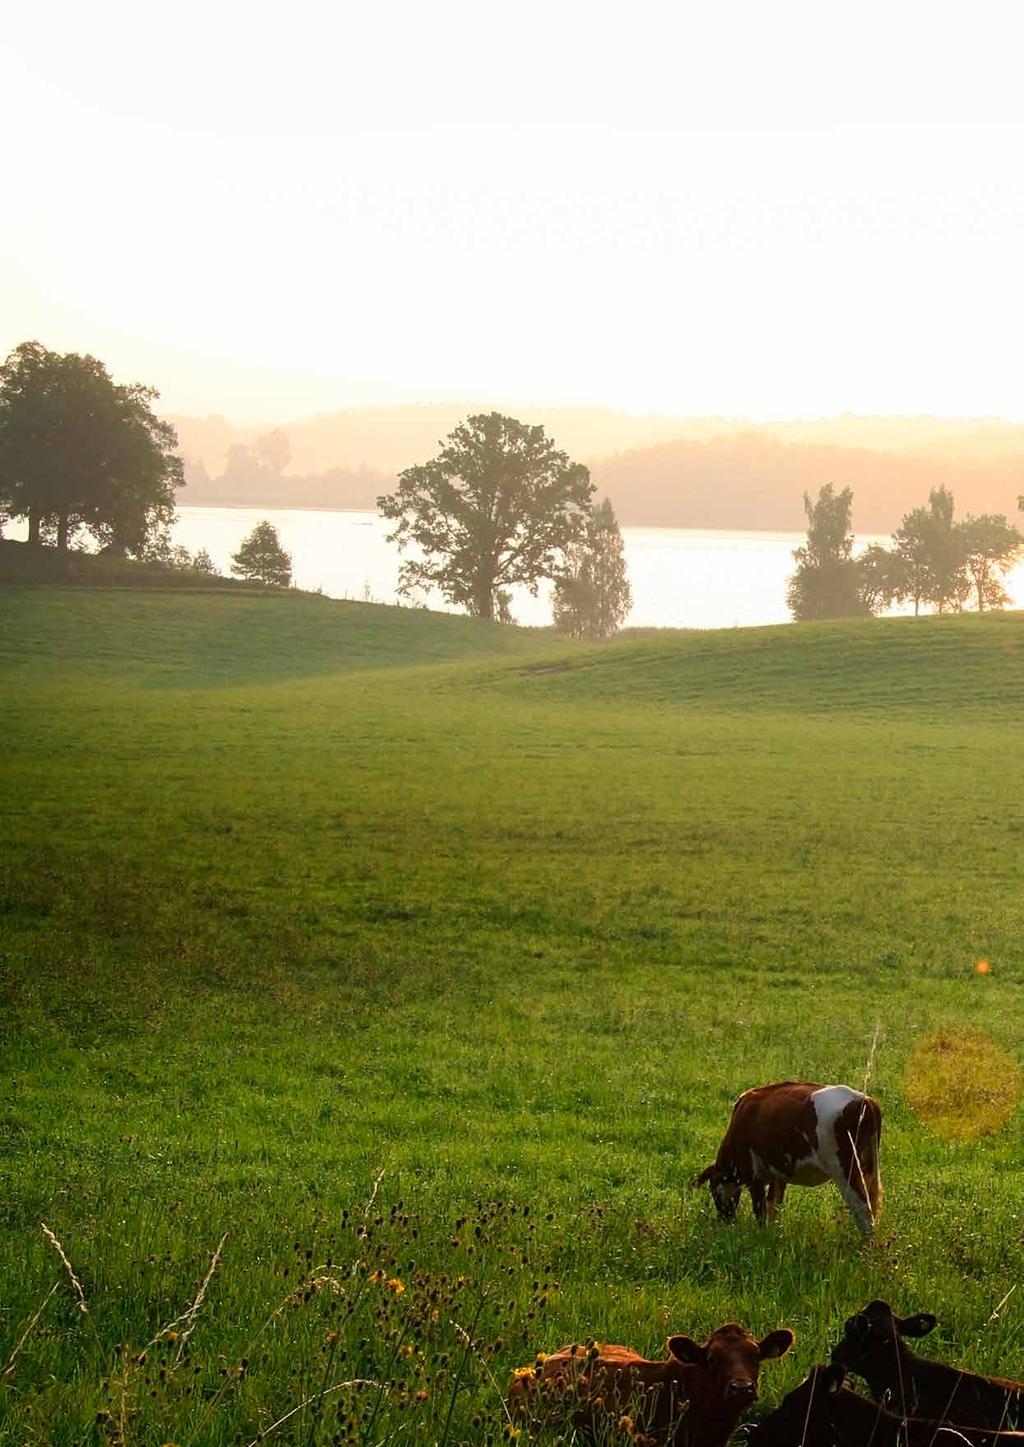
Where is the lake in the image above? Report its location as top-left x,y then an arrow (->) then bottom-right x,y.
171,506 -> 1024,630
10,505 -> 1022,629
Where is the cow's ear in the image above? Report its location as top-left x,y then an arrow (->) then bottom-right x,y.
897,1313 -> 937,1338
668,1335 -> 708,1366
823,1364 -> 846,1394
758,1329 -> 795,1361
691,1166 -> 715,1188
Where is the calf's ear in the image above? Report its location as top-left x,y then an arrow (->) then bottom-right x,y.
691,1165 -> 715,1187
667,1335 -> 708,1366
824,1364 -> 846,1394
896,1312 -> 937,1338
758,1330 -> 795,1361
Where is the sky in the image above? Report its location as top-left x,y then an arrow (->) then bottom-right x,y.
4,1 -> 1024,422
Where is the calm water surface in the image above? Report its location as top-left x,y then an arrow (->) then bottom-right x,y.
165,505 -> 1020,630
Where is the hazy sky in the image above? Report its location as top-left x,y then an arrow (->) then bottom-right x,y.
4,1 -> 1024,421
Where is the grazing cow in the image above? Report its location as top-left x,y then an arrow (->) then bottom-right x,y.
509,1323 -> 794,1447
747,1363 -> 1024,1447
693,1081 -> 882,1236
831,1299 -> 1024,1430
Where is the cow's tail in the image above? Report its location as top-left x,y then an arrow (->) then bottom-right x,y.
858,1101 -> 883,1222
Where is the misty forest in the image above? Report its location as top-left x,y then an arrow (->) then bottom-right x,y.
5,9 -> 1024,1446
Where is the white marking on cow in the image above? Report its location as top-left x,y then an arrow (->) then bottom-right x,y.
812,1084 -> 875,1234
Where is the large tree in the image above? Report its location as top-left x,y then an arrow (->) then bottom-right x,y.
0,341 -> 183,552
377,412 -> 594,622
786,483 -> 866,621
552,496 -> 633,639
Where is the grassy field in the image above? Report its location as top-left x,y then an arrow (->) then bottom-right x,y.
2,587 -> 1023,1445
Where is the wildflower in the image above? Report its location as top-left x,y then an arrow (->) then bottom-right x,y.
399,1344 -> 414,1358
619,1417 -> 636,1435
503,1427 -> 521,1441
386,1277 -> 405,1294
369,1269 -> 385,1284
512,1365 -> 538,1382
414,1388 -> 429,1403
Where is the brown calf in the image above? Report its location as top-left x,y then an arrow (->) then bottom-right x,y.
693,1081 -> 882,1236
748,1363 -> 1024,1447
509,1323 -> 794,1447
831,1299 -> 1024,1430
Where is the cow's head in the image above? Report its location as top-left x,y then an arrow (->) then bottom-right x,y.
747,1363 -> 845,1447
831,1299 -> 937,1371
692,1161 -> 742,1221
668,1322 -> 795,1412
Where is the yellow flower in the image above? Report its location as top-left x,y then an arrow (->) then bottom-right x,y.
386,1277 -> 405,1294
512,1365 -> 537,1382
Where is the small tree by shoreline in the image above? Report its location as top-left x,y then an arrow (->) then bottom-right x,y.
231,521 -> 292,588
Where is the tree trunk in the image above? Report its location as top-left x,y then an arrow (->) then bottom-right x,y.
472,573 -> 495,622
28,508 -> 40,546
58,511 -> 70,552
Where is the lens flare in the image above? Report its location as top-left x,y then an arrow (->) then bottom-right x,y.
905,1028 -> 1020,1141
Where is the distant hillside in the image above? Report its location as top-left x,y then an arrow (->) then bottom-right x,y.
167,405 -> 724,478
588,433 -> 1024,532
166,405 -> 1024,531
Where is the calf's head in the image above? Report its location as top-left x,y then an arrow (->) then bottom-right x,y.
692,1162 -> 742,1222
747,1363 -> 845,1447
831,1299 -> 937,1372
671,1323 -> 795,1411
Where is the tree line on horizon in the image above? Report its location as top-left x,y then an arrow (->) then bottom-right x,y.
788,483 -> 1023,621
3,339 -> 1021,633
0,343 -> 632,636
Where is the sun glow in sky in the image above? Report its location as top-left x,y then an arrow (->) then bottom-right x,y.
4,1 -> 1024,420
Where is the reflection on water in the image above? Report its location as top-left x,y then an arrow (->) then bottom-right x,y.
166,504 -> 1021,631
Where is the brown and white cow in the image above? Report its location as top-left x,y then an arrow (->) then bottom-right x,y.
832,1300 -> 1024,1430
509,1323 -> 794,1447
693,1081 -> 882,1236
747,1363 -> 1024,1447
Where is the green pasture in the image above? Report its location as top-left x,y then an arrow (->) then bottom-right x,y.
1,587 -> 1023,1445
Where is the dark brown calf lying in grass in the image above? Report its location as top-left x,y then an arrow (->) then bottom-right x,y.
748,1364 -> 1024,1447
831,1300 -> 1024,1430
509,1323 -> 793,1447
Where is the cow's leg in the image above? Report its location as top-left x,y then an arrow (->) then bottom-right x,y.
765,1182 -> 787,1221
832,1134 -> 875,1236
749,1180 -> 767,1224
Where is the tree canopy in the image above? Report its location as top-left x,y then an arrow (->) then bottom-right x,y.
230,520 -> 292,587
859,488 -> 1021,615
786,484 -> 866,621
552,496 -> 632,639
377,412 -> 594,623
0,341 -> 183,553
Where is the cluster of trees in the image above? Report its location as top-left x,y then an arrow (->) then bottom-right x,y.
0,342 -> 184,556
788,483 -> 1023,621
377,412 -> 631,638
